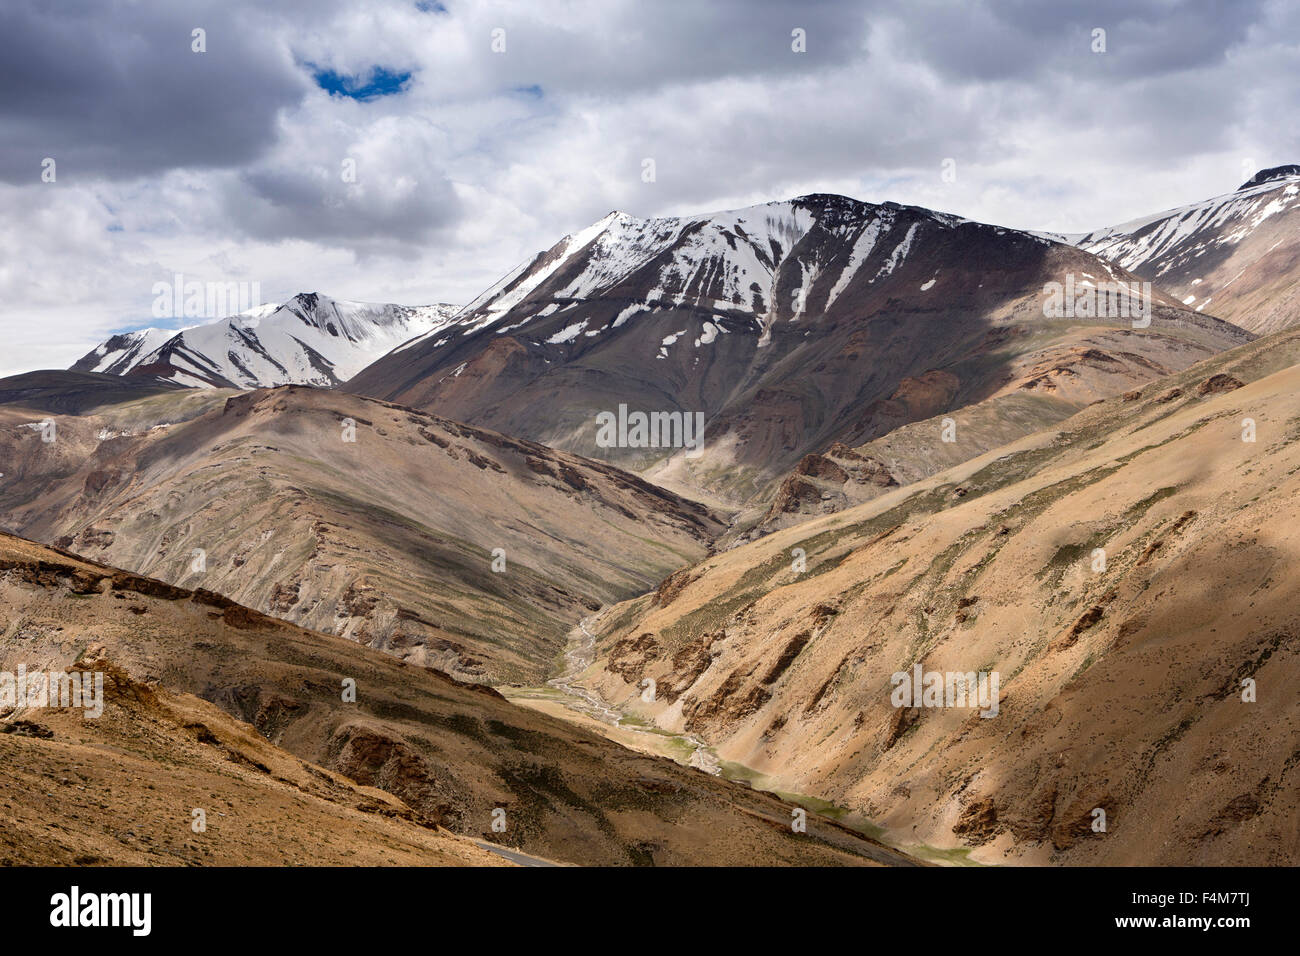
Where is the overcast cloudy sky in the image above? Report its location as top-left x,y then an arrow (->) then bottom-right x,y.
1,0 -> 1297,375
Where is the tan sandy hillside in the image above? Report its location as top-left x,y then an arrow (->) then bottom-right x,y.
574,328 -> 1300,865
0,658 -> 508,867
0,533 -> 916,867
0,384 -> 722,684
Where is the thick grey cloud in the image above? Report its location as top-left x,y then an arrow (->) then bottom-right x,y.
0,0 -> 309,183
223,110 -> 463,247
400,0 -> 873,99
888,0 -> 1268,82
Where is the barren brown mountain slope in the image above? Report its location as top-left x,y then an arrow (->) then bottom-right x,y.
744,323 -> 1245,538
0,533 -> 917,867
0,385 -> 722,684
572,328 -> 1300,865
349,194 -> 1248,508
0,659 -> 507,866
0,370 -> 201,415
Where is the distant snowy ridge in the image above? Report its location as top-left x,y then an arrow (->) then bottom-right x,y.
72,293 -> 463,388
1040,166 -> 1300,331
75,327 -> 181,376
1049,170 -> 1300,278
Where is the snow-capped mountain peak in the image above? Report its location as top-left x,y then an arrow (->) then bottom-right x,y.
346,189 -> 1244,511
1057,166 -> 1300,333
74,327 -> 183,376
1238,164 -> 1300,191
448,194 -> 985,346
72,293 -> 463,388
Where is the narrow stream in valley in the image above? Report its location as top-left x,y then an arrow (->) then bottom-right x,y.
530,615 -> 976,865
544,617 -> 721,775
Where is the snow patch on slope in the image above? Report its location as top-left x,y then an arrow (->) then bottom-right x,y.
545,321 -> 588,344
